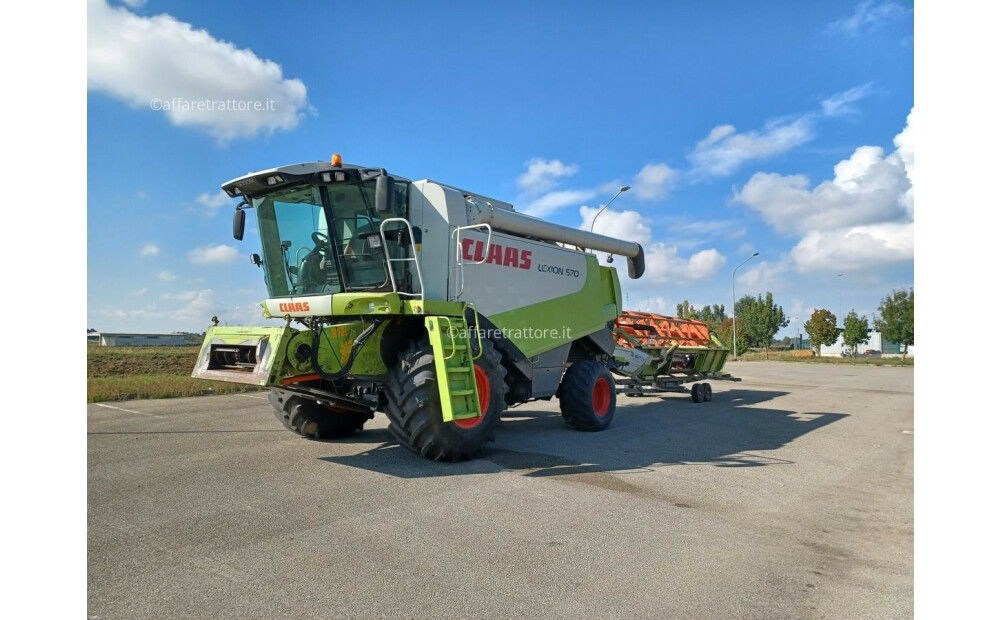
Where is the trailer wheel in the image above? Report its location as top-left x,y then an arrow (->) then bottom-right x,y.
268,391 -> 373,439
385,338 -> 507,461
558,360 -> 616,432
691,383 -> 706,403
703,383 -> 713,401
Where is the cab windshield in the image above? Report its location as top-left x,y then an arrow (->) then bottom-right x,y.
253,180 -> 409,297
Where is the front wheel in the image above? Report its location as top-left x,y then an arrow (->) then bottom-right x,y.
269,391 -> 373,439
384,338 -> 508,461
558,360 -> 617,432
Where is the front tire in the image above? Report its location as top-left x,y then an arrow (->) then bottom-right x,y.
384,338 -> 508,461
269,391 -> 373,439
558,360 -> 616,432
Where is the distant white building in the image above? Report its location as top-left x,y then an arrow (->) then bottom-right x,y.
97,333 -> 187,347
819,330 -> 914,358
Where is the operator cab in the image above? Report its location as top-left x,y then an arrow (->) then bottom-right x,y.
225,160 -> 416,299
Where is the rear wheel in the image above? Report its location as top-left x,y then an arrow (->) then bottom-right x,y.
691,383 -> 706,403
269,391 -> 373,439
558,360 -> 616,432
384,338 -> 507,461
703,383 -> 713,401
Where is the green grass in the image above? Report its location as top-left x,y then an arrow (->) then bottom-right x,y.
87,345 -> 263,402
735,350 -> 914,366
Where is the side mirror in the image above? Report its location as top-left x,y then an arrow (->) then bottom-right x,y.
233,208 -> 246,240
375,175 -> 395,214
250,253 -> 262,267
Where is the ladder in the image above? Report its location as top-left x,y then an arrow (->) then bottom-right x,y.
424,306 -> 485,423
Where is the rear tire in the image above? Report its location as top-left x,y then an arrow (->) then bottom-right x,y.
691,383 -> 706,403
703,383 -> 713,401
558,360 -> 616,432
384,338 -> 507,461
269,391 -> 373,439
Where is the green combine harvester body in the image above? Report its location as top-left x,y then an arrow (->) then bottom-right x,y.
193,158 -> 646,459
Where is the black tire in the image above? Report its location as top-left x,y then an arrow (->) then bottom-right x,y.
558,360 -> 616,432
268,391 -> 373,439
691,383 -> 706,403
384,338 -> 507,461
703,382 -> 713,401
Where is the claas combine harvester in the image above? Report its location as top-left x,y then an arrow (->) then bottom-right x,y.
193,156 -> 733,461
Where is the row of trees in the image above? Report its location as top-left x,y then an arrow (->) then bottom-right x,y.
802,288 -> 914,357
672,287 -> 914,359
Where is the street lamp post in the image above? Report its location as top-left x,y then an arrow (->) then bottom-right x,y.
732,252 -> 759,360
589,186 -> 631,232
837,273 -> 844,327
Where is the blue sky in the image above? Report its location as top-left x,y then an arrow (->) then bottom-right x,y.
87,0 -> 914,336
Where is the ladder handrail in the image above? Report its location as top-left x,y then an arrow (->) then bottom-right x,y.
450,223 -> 493,300
466,302 -> 484,361
379,218 -> 425,303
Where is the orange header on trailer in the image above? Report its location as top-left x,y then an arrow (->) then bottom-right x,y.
614,311 -> 713,348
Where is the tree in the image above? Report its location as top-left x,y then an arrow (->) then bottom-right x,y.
804,309 -> 838,355
874,288 -> 914,358
734,292 -> 788,358
716,317 -> 748,357
841,310 -> 870,357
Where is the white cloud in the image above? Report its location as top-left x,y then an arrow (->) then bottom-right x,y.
196,190 -> 232,215
135,190 -> 148,199
826,1 -> 911,37
645,245 -> 726,284
790,222 -> 914,272
521,189 -> 596,218
161,291 -> 200,301
139,243 -> 159,256
158,271 -> 177,281
689,116 -> 813,177
630,163 -> 676,200
578,206 -> 652,245
172,289 -> 218,322
516,159 -> 579,195
736,260 -> 789,291
735,110 -> 913,273
102,305 -> 165,320
119,0 -> 146,7
131,287 -> 149,296
821,83 -> 875,117
88,0 -> 311,141
894,108 -> 914,217
189,244 -> 239,264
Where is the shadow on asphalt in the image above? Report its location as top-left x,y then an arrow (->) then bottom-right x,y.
319,388 -> 848,478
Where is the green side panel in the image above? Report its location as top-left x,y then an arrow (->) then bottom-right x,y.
425,315 -> 480,423
488,258 -> 621,359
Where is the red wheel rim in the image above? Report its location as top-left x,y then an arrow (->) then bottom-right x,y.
593,377 -> 611,417
454,365 -> 490,429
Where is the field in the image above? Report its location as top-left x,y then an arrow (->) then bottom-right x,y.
737,349 -> 914,365
87,345 -> 262,402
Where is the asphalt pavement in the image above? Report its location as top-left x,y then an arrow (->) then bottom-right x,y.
88,361 -> 913,619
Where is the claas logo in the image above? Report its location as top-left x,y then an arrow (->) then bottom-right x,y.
461,239 -> 532,270
278,301 -> 311,312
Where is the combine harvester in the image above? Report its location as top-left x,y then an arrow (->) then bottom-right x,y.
192,155 -> 734,461
611,311 -> 739,403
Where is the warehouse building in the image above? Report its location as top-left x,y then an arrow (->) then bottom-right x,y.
96,333 -> 188,347
818,330 -> 914,358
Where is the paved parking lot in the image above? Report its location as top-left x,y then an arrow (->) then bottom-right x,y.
88,361 -> 913,619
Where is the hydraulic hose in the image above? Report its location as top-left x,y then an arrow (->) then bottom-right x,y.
310,318 -> 384,381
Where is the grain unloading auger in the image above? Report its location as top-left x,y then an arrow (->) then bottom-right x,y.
611,310 -> 740,402
193,157 -> 645,460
